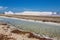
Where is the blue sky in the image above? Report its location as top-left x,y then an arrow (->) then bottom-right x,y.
0,0 -> 60,13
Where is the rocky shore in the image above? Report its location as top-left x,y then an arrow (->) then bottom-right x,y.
0,22 -> 52,40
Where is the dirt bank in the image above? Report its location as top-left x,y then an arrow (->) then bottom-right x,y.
0,22 -> 52,40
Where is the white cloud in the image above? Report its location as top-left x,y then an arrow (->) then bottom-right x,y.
21,11 -> 54,16
0,6 -> 8,10
5,11 -> 14,14
5,11 -> 56,16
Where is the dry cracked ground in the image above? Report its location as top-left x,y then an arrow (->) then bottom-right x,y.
0,22 -> 52,40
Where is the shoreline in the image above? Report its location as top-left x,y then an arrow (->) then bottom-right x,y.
0,22 -> 52,40
0,14 -> 60,23
0,16 -> 60,26
0,16 -> 60,40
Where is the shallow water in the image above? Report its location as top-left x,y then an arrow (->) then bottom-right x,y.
0,17 -> 60,38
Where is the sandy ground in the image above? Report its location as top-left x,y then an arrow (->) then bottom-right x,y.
0,22 -> 52,40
